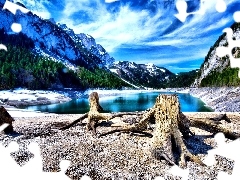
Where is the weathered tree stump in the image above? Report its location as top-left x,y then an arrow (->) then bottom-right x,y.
99,94 -> 240,167
86,92 -> 110,134
61,92 -> 111,134
0,106 -> 14,133
61,92 -> 240,167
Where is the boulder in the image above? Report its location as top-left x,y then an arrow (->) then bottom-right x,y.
0,106 -> 14,133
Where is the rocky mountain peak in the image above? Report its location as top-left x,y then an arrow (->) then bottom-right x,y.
109,61 -> 175,88
0,1 -> 115,70
193,22 -> 240,87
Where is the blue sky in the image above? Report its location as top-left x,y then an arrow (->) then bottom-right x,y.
15,0 -> 240,73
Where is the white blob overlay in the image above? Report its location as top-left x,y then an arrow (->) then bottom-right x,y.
1,0 -> 240,179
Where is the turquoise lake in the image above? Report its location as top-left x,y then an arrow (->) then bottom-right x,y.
24,91 -> 213,113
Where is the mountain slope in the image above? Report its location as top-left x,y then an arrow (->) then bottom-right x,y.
193,22 -> 240,87
0,0 -> 114,70
109,61 -> 175,88
0,0 -> 130,90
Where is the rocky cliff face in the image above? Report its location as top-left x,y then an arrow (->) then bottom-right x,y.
0,0 -> 115,70
77,33 -> 114,68
193,22 -> 240,87
109,61 -> 175,88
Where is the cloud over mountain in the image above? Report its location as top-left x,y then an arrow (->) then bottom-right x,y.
13,0 -> 240,73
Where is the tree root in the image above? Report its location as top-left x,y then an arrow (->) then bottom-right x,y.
59,92 -> 239,168
60,113 -> 88,130
209,113 -> 231,123
190,118 -> 239,140
99,94 -> 239,167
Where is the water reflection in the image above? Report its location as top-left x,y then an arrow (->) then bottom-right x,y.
24,92 -> 213,114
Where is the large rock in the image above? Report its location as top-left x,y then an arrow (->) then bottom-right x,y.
0,106 -> 14,133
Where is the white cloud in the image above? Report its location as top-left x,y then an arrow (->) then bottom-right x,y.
13,0 -> 238,72
145,39 -> 190,47
105,0 -> 119,3
13,0 -> 51,19
32,10 -> 51,19
62,0 -> 91,17
60,4 -> 167,52
131,46 -> 209,67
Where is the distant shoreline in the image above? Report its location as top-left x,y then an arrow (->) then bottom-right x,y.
1,87 -> 239,117
188,87 -> 240,112
86,87 -> 240,112
0,89 -> 72,107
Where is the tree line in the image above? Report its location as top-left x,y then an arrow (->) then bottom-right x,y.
200,67 -> 240,87
0,44 -> 83,90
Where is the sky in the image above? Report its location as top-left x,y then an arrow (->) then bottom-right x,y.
14,0 -> 240,73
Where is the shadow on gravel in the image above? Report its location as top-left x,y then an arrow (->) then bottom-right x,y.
8,131 -> 23,137
185,134 -> 214,155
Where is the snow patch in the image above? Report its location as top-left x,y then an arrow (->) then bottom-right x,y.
109,69 -> 118,74
160,68 -> 166,73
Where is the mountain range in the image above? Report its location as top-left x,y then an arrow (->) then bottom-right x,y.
0,0 -> 127,89
0,0 -> 238,90
109,61 -> 175,88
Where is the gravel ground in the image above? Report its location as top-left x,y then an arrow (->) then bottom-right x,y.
1,112 -> 240,179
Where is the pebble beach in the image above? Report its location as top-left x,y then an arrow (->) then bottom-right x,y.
0,112 -> 239,179
1,87 -> 240,179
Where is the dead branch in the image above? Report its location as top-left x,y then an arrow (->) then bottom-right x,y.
60,113 -> 88,130
60,92 -> 239,167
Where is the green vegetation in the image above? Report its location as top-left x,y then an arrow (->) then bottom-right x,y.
0,45 -> 83,90
197,22 -> 240,87
77,67 -> 131,89
0,44 -> 131,90
167,70 -> 198,88
200,67 -> 240,87
0,29 -> 130,90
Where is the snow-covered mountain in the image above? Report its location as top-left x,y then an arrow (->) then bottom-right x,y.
193,22 -> 240,87
58,24 -> 114,68
0,0 -> 200,89
0,0 -> 115,70
109,61 -> 175,88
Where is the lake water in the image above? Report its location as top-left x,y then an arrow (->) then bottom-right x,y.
24,91 -> 213,113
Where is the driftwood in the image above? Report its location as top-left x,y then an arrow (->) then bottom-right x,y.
61,92 -> 240,167
190,117 -> 238,139
60,92 -> 109,134
100,94 -> 205,167
60,113 -> 88,130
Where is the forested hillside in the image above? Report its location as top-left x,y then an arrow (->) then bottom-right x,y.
200,67 -> 240,87
0,44 -> 82,90
167,70 -> 198,88
194,22 -> 240,87
0,30 -> 130,90
77,67 -> 130,89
